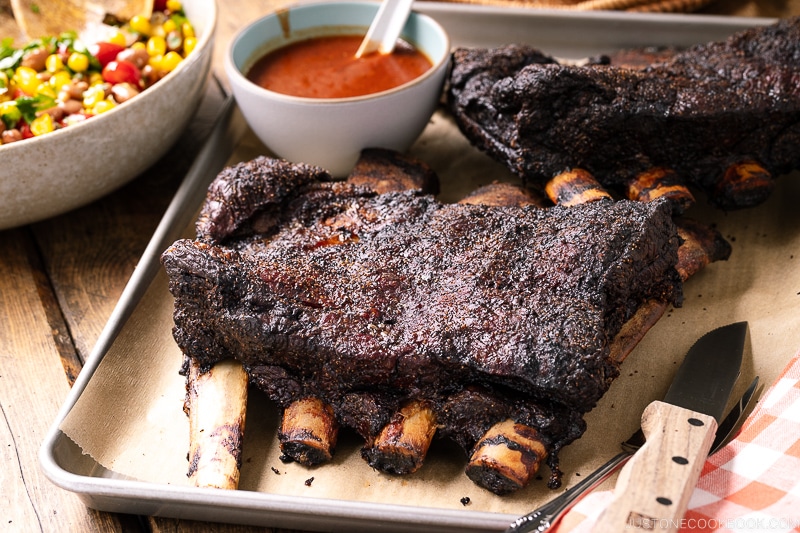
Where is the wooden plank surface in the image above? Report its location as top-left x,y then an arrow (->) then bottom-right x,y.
0,228 -> 128,532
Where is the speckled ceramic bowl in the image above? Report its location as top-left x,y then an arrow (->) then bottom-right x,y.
225,0 -> 450,177
0,0 -> 216,230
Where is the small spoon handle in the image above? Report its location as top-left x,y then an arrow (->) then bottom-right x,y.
355,0 -> 414,57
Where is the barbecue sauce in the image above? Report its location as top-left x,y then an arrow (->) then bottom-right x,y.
246,35 -> 433,99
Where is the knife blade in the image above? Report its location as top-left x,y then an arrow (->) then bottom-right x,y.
592,321 -> 748,533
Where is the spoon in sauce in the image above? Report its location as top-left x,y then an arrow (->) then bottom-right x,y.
355,0 -> 414,58
10,0 -> 153,41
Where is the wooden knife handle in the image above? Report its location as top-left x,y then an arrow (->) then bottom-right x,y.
592,400 -> 717,533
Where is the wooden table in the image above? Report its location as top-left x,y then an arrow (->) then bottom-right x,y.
2,1 -> 799,532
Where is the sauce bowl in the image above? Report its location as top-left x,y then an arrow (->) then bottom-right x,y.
225,0 -> 451,177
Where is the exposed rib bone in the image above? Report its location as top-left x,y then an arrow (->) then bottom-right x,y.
674,218 -> 732,281
545,169 -> 612,206
465,419 -> 548,495
458,181 -> 547,207
361,399 -> 438,475
626,167 -> 695,214
186,359 -> 248,489
712,160 -> 774,210
278,397 -> 339,465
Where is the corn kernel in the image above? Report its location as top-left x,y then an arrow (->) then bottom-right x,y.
129,15 -> 152,36
166,0 -> 182,12
147,36 -> 167,57
148,54 -> 164,70
88,72 -> 104,86
83,85 -> 106,107
131,42 -> 147,51
12,66 -> 40,95
160,51 -> 182,72
30,112 -> 54,136
183,36 -> 197,56
49,70 -> 72,92
92,98 -> 116,114
162,19 -> 177,33
109,30 -> 128,46
45,54 -> 64,73
181,22 -> 195,39
67,52 -> 89,72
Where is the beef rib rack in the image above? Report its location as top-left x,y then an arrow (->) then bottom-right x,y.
447,17 -> 800,212
161,149 -> 729,494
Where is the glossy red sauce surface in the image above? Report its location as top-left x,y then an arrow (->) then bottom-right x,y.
247,35 -> 433,99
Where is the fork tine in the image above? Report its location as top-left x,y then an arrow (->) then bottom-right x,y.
711,375 -> 761,453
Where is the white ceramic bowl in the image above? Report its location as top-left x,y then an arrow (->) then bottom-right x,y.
225,0 -> 451,177
0,0 -> 216,230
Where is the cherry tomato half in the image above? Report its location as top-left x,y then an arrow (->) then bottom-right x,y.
102,60 -> 142,86
90,42 -> 126,68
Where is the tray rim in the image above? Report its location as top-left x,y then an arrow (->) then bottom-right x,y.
39,4 -> 779,532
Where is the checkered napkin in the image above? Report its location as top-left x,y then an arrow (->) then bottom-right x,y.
555,351 -> 800,532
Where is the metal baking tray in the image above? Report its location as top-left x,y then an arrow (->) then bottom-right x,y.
40,6 -> 775,532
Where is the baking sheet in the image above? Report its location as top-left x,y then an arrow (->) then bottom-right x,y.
40,6 -> 798,533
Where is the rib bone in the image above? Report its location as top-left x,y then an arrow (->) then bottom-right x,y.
712,160 -> 774,211
545,169 -> 613,206
186,359 -> 248,489
361,400 -> 438,475
465,419 -> 548,495
279,397 -> 339,465
626,167 -> 695,214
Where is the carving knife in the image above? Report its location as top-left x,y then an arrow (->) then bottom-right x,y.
592,321 -> 748,533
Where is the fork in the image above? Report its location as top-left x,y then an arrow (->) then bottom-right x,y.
504,376 -> 761,533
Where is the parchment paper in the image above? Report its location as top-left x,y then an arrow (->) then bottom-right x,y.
60,110 -> 800,518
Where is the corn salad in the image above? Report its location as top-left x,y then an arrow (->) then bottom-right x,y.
0,1 -> 196,145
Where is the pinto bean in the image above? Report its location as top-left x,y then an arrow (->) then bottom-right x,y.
1,129 -> 23,144
39,106 -> 65,122
111,82 -> 140,103
116,47 -> 150,70
21,47 -> 48,71
58,98 -> 84,115
60,81 -> 89,100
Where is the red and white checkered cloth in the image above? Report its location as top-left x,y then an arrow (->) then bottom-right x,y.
556,352 -> 800,532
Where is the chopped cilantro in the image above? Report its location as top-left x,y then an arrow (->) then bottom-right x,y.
16,94 -> 57,124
